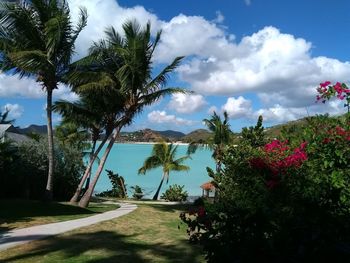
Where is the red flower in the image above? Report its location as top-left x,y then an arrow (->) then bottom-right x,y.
320,81 -> 331,88
197,207 -> 206,217
336,126 -> 346,136
266,179 -> 279,189
323,138 -> 331,144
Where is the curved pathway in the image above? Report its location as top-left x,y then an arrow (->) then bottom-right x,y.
0,202 -> 137,251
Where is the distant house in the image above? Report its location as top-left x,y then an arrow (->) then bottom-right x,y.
0,124 -> 30,144
200,181 -> 216,198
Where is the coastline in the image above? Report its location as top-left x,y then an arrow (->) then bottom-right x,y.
96,140 -> 190,146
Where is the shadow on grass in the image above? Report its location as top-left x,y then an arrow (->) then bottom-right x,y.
1,231 -> 203,263
146,204 -> 193,213
0,200 -> 97,230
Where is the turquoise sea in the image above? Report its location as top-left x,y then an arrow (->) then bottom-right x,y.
90,143 -> 215,198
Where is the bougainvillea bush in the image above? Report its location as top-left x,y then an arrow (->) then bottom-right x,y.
180,115 -> 350,263
316,81 -> 350,113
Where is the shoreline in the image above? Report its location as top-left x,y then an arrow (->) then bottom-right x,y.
96,140 -> 190,146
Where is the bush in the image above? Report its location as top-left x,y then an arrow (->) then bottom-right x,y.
161,184 -> 188,202
180,115 -> 350,263
131,185 -> 144,200
0,137 -> 85,200
96,170 -> 127,198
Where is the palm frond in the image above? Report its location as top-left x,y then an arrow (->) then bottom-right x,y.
144,56 -> 184,91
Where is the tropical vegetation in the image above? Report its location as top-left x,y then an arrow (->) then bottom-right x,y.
180,94 -> 350,262
0,0 -> 87,201
1,1 -> 349,262
161,184 -> 188,202
61,20 -> 186,208
96,169 -> 127,198
188,111 -> 232,173
138,142 -> 190,200
0,136 -> 85,200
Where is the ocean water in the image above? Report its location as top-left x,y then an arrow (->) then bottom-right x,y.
89,143 -> 215,198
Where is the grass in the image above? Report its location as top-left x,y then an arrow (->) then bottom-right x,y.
0,199 -> 119,231
0,204 -> 205,263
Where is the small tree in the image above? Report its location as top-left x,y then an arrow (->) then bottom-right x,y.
138,142 -> 190,200
161,184 -> 188,202
241,115 -> 266,147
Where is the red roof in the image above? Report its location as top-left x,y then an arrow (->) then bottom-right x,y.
200,181 -> 215,190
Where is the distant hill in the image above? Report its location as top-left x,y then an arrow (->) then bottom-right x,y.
156,130 -> 185,140
19,125 -> 47,135
181,129 -> 211,143
264,118 -> 309,138
18,117 -> 315,143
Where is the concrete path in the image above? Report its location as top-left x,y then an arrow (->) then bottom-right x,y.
0,202 -> 137,252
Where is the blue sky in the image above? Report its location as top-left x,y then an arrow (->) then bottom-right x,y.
1,0 -> 350,133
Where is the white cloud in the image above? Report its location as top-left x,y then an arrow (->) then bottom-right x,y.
69,0 -> 161,59
168,93 -> 207,113
155,14 -> 236,63
2,103 -> 24,119
148,110 -> 196,126
0,74 -> 78,101
222,96 -> 253,119
254,104 -> 306,123
0,74 -> 45,98
177,27 -> 350,107
252,99 -> 347,123
244,0 -> 252,6
213,11 -> 225,23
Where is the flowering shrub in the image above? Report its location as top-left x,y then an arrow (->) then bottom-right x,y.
180,115 -> 350,263
316,81 -> 350,113
250,140 -> 307,189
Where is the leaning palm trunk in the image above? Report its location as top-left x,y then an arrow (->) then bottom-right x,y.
44,88 -> 55,201
79,128 -> 121,208
70,133 -> 112,203
84,138 -> 97,191
153,172 -> 167,200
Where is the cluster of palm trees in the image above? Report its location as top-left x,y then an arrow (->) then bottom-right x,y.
0,0 -> 185,207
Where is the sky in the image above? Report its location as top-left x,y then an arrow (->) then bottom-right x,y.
1,0 -> 350,133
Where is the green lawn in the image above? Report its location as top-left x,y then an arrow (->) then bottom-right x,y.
0,199 -> 119,231
0,204 -> 205,263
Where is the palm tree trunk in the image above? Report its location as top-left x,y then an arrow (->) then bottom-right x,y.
84,138 -> 97,190
153,172 -> 167,200
79,128 -> 121,208
44,88 -> 54,202
70,133 -> 111,203
216,161 -> 221,173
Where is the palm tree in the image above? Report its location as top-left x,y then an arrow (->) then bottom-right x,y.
0,0 -> 87,201
188,111 -> 232,173
138,142 -> 190,200
77,20 -> 186,208
203,111 -> 231,172
55,121 -> 89,150
53,91 -> 116,203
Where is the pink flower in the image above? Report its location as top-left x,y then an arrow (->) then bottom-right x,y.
320,81 -> 331,88
300,141 -> 308,150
